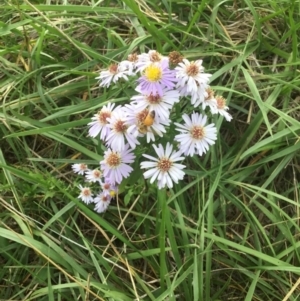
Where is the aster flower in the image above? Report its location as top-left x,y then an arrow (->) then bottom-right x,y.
93,192 -> 111,213
137,58 -> 176,97
140,142 -> 186,189
105,108 -> 139,151
101,178 -> 118,197
210,95 -> 232,122
85,169 -> 103,183
190,83 -> 210,107
136,50 -> 167,71
100,144 -> 135,185
96,62 -> 131,88
72,163 -> 88,175
88,102 -> 117,140
131,87 -> 180,121
174,112 -> 217,156
78,185 -> 94,204
199,88 -> 218,111
125,105 -> 169,142
177,82 -> 209,108
119,53 -> 139,73
175,59 -> 211,94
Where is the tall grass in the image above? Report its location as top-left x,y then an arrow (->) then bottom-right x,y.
1,0 -> 300,300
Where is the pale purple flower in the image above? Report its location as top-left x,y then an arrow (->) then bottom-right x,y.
137,58 -> 176,97
175,112 -> 217,156
140,143 -> 186,189
101,178 -> 118,197
93,192 -> 111,213
100,144 -> 135,185
105,109 -> 139,151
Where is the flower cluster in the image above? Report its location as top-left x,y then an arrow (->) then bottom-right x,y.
72,163 -> 118,213
72,50 -> 232,213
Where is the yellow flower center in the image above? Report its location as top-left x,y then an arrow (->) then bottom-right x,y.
144,64 -> 162,82
109,190 -> 116,197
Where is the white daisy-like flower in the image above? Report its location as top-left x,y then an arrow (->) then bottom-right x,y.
190,83 -> 210,107
100,144 -> 135,185
174,112 -> 217,156
200,88 -> 218,112
131,87 -> 180,121
175,59 -> 211,94
177,83 -> 209,108
105,108 -> 139,151
72,163 -> 88,175
85,169 -> 103,183
127,52 -> 139,67
96,63 -> 131,88
78,185 -> 94,204
210,95 -> 232,122
88,103 -> 118,140
125,105 -> 169,142
119,60 -> 135,76
93,192 -> 111,213
140,142 -> 186,189
177,85 -> 209,107
136,50 -> 167,72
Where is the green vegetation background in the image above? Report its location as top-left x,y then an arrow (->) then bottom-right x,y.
0,0 -> 299,300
